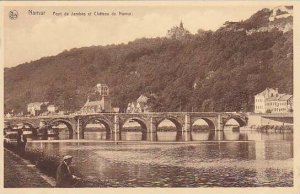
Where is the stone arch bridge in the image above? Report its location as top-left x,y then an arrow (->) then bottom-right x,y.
4,112 -> 248,136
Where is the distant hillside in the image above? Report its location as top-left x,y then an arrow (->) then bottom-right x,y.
4,7 -> 293,113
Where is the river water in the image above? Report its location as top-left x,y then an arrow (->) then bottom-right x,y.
26,129 -> 293,187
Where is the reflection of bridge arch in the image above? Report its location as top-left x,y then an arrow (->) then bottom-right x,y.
48,119 -> 74,136
82,117 -> 112,134
224,117 -> 247,127
156,117 -> 183,132
121,117 -> 148,133
191,118 -> 216,131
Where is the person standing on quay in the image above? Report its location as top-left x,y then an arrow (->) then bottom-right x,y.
16,125 -> 27,155
56,155 -> 81,187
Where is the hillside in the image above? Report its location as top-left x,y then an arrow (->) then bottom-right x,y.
4,7 -> 293,113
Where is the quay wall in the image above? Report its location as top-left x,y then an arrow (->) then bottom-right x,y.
247,114 -> 293,126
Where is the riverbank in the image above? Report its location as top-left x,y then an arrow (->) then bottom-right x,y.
4,141 -> 100,187
4,149 -> 55,188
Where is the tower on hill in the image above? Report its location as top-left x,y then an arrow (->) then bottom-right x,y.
80,83 -> 111,113
167,21 -> 190,40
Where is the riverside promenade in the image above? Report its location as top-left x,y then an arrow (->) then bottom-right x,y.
4,149 -> 55,188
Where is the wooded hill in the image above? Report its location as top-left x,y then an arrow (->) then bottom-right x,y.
4,8 -> 293,113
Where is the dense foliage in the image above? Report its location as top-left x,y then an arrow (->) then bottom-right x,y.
4,9 -> 293,113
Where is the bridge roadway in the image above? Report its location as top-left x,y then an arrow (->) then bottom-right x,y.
4,112 -> 248,136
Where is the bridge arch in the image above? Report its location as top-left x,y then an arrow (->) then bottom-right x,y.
191,117 -> 216,130
48,119 -> 74,136
191,118 -> 216,131
121,117 -> 148,133
224,117 -> 247,127
82,117 -> 112,134
156,117 -> 183,132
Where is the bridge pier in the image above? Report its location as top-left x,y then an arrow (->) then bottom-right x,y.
76,118 -> 83,139
217,115 -> 224,131
148,117 -> 157,133
183,114 -> 191,132
113,114 -> 120,133
177,131 -> 192,141
142,132 -> 157,141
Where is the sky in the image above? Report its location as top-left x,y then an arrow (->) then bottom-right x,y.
4,4 -> 274,68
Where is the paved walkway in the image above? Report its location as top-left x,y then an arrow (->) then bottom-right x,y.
4,149 -> 56,188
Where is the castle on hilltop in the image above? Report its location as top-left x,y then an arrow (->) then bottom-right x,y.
167,21 -> 190,40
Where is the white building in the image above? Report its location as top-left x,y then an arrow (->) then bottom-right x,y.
254,88 -> 293,113
95,83 -> 109,96
127,94 -> 151,113
47,104 -> 58,113
27,102 -> 48,116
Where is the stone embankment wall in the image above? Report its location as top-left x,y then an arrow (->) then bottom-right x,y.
247,114 -> 293,126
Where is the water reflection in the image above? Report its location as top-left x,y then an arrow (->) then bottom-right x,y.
27,132 -> 293,187
29,128 -> 293,142
17,124 -> 294,187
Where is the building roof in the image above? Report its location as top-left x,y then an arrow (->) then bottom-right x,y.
138,102 -> 145,109
256,88 -> 270,97
265,97 -> 278,101
278,94 -> 293,101
82,100 -> 102,107
256,91 -> 266,97
137,94 -> 149,103
28,102 -> 44,107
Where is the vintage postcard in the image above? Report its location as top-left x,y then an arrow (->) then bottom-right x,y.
0,1 -> 299,194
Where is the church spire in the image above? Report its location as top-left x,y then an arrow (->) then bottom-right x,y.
180,21 -> 183,28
